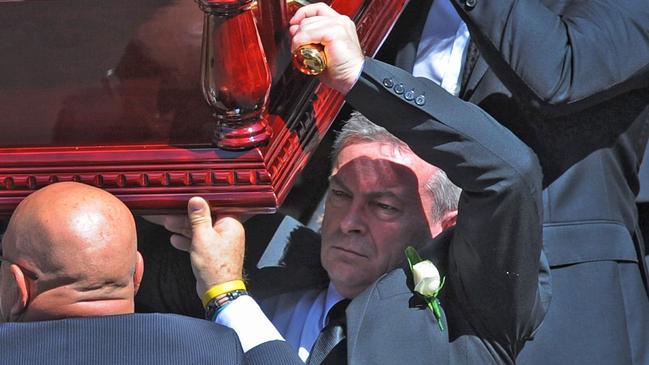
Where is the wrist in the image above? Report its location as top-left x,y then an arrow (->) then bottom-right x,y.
204,289 -> 249,321
201,279 -> 247,308
197,272 -> 242,298
335,57 -> 365,95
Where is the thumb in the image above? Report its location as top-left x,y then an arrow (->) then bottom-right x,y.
188,197 -> 213,245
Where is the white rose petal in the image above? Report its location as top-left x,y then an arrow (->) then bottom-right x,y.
415,277 -> 441,296
412,260 -> 440,296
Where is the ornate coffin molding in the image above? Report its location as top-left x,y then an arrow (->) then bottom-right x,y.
0,0 -> 405,215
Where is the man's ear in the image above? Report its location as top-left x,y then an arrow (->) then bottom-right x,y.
441,210 -> 458,230
8,264 -> 30,320
133,251 -> 144,294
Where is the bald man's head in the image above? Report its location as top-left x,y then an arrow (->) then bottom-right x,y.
0,182 -> 143,322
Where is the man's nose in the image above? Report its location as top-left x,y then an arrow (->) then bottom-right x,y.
339,202 -> 367,235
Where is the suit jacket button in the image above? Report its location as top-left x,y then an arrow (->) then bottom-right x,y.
465,0 -> 477,9
394,83 -> 405,94
415,94 -> 426,105
404,89 -> 415,101
382,78 -> 394,88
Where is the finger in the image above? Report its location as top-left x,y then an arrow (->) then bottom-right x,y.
188,197 -> 218,248
188,196 -> 212,228
295,14 -> 356,40
141,215 -> 166,226
164,215 -> 192,238
290,15 -> 354,52
290,17 -> 331,52
289,2 -> 340,26
289,24 -> 299,37
170,234 -> 191,252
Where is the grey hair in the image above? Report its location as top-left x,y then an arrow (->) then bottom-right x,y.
426,168 -> 461,221
331,111 -> 461,222
331,111 -> 408,162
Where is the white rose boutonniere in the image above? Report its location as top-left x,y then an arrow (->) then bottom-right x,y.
406,246 -> 445,331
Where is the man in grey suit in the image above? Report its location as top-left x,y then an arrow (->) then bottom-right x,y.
162,3 -> 547,363
0,182 -> 301,365
376,1 -> 649,363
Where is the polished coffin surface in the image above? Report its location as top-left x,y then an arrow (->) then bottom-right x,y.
0,0 -> 405,215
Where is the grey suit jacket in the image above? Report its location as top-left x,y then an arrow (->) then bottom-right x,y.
260,58 -> 548,364
377,1 -> 649,363
0,313 -> 302,365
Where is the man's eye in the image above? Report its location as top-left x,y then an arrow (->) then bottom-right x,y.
375,202 -> 398,213
331,189 -> 349,198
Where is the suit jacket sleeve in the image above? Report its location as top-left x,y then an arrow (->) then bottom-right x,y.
451,0 -> 649,113
245,340 -> 304,365
346,58 -> 545,357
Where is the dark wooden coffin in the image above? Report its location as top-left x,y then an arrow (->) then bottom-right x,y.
0,0 -> 405,215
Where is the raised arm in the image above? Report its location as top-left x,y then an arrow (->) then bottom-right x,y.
348,59 -> 545,357
290,3 -> 546,357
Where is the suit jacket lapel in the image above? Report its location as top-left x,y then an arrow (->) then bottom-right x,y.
460,53 -> 489,100
345,280 -> 373,363
345,269 -> 449,364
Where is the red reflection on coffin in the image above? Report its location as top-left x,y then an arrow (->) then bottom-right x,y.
0,0 -> 405,215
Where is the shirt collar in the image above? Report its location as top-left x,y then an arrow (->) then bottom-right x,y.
322,283 -> 346,328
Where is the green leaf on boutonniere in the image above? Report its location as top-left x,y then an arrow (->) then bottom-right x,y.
405,246 -> 423,269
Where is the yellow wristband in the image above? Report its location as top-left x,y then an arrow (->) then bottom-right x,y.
201,280 -> 247,308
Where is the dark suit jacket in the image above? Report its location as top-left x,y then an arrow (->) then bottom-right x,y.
0,313 -> 301,365
260,58 -> 548,364
377,1 -> 649,364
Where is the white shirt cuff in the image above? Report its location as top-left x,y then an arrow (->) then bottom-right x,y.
214,295 -> 285,352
